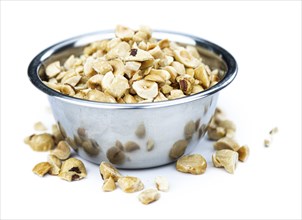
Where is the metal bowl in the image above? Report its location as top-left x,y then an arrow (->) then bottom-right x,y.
28,30 -> 237,169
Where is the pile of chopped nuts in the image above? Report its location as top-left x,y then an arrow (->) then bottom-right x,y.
44,25 -> 223,103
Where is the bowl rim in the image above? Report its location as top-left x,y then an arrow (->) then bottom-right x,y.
28,29 -> 238,109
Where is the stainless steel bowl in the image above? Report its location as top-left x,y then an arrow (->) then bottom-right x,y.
28,30 -> 237,169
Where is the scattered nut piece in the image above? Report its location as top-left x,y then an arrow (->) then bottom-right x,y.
264,139 -> 271,147
264,127 -> 279,147
102,176 -> 116,192
176,154 -> 207,175
59,158 -> 87,181
138,189 -> 160,205
99,161 -> 122,182
237,145 -> 249,162
52,124 -> 64,144
118,176 -> 144,193
269,127 -> 279,135
34,122 -> 47,131
25,133 -> 54,151
155,176 -> 169,192
32,162 -> 52,177
213,137 -> 240,151
47,155 -> 62,175
50,140 -> 71,160
212,149 -> 238,174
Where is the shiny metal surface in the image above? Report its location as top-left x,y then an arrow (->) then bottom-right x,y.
28,30 -> 237,168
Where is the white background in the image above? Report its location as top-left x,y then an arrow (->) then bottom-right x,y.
1,1 -> 301,219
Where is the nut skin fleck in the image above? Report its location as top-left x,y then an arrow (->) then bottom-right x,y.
130,48 -> 138,56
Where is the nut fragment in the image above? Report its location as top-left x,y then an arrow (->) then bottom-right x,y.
124,141 -> 140,152
115,25 -> 134,40
169,140 -> 188,159
138,189 -> 160,205
155,176 -> 169,192
52,124 -> 64,144
102,176 -> 116,192
32,162 -> 52,177
264,127 -> 279,147
47,155 -> 62,175
194,64 -> 210,88
167,89 -> 185,100
132,79 -> 158,100
34,122 -> 47,131
135,123 -> 146,138
212,149 -> 238,174
106,147 -> 125,164
26,133 -> 54,151
174,49 -> 201,68
176,154 -> 207,175
118,176 -> 144,193
46,61 -> 61,78
99,161 -> 122,181
208,126 -> 226,140
50,140 -> 71,160
237,145 -> 249,162
59,158 -> 87,181
213,137 -> 240,151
